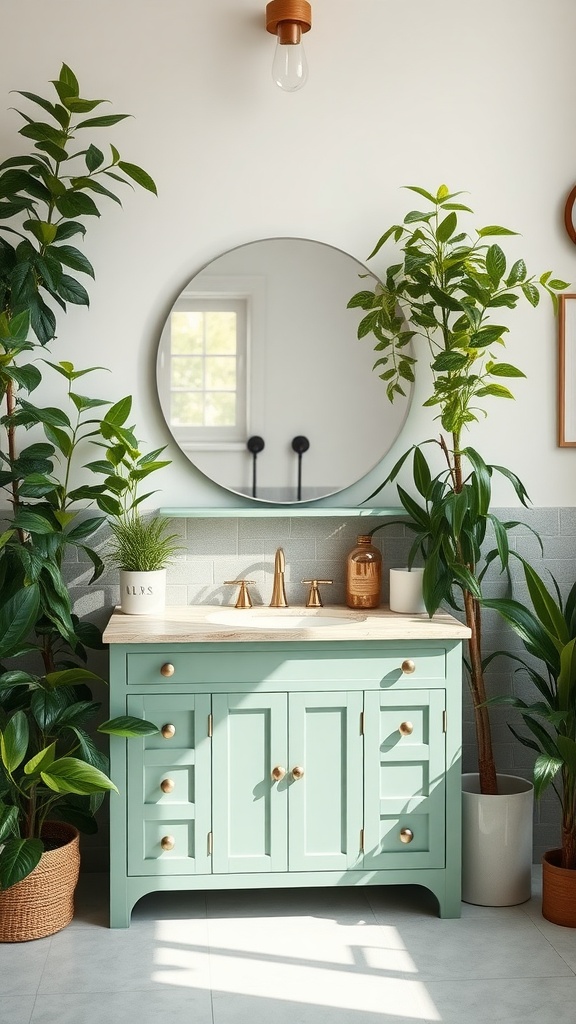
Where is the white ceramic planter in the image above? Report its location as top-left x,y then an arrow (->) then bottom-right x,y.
389,567 -> 425,613
119,569 -> 167,615
462,773 -> 534,906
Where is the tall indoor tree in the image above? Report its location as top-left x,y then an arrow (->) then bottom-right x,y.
348,184 -> 567,795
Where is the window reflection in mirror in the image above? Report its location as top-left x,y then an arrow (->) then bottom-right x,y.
156,238 -> 413,504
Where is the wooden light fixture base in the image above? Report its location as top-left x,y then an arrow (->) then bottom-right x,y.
266,0 -> 312,42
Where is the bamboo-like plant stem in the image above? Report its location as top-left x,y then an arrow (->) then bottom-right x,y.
451,432 -> 498,795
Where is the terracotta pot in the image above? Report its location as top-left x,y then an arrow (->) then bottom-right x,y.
542,848 -> 576,927
0,821 -> 80,942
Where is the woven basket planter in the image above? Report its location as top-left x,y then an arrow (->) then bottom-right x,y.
0,821 -> 80,942
542,848 -> 576,927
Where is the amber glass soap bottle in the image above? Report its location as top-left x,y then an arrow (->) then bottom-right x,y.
345,535 -> 382,609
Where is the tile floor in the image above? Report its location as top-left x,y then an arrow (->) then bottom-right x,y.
2,869 -> 576,1024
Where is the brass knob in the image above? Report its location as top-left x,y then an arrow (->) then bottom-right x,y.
400,828 -> 414,844
401,659 -> 416,674
399,721 -> 414,736
161,723 -> 176,739
161,835 -> 175,851
160,663 -> 175,677
291,765 -> 305,780
271,765 -> 286,781
160,778 -> 175,793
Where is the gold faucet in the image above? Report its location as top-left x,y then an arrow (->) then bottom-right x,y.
270,547 -> 288,607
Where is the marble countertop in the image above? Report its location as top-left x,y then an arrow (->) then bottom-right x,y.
103,604 -> 471,645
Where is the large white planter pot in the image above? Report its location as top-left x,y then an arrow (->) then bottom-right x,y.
462,773 -> 534,906
119,569 -> 166,615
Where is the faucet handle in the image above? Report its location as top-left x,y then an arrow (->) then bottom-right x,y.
224,580 -> 256,608
301,579 -> 333,608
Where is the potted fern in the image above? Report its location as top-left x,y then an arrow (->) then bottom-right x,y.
348,183 -> 566,904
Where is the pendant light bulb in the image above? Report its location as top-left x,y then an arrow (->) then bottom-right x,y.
266,1 -> 312,93
272,28 -> 308,92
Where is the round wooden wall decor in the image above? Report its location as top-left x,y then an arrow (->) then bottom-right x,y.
564,184 -> 576,243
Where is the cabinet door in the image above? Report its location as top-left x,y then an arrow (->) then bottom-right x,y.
212,692 -> 288,873
363,689 -> 446,869
288,691 -> 364,871
127,694 -> 212,875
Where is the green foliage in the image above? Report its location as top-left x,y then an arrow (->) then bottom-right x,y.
0,674 -> 157,889
348,183 -> 567,429
352,184 -> 567,795
484,560 -> 576,869
107,513 -> 181,572
0,63 -> 156,348
0,65 -> 160,889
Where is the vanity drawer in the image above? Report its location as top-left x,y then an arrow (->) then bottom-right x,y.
125,647 -> 448,689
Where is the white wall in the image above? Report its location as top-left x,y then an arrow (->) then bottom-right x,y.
2,0 -> 576,507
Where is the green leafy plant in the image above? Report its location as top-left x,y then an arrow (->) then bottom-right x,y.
483,559 -> 576,869
81,395 -> 181,572
0,65 -> 160,888
107,514 -> 181,573
348,184 -> 567,795
0,667 -> 157,890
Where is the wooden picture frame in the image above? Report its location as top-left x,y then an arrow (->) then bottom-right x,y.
558,293 -> 576,446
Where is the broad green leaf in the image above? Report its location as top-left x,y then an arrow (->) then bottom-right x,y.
0,838 -> 43,890
347,290 -> 376,310
104,394 -> 132,426
533,754 -> 563,799
0,584 -> 40,658
117,161 -> 157,195
0,710 -> 29,772
412,447 -> 432,498
56,274 -> 90,306
40,757 -> 118,795
486,244 -> 506,287
76,114 -> 130,129
45,668 -> 104,689
66,517 -> 105,542
24,741 -> 57,776
59,63 -> 80,94
404,185 -> 437,203
432,350 -> 469,372
11,510 -> 56,534
477,225 -> 518,237
463,447 -> 491,516
522,561 -> 569,646
475,384 -> 515,400
482,597 -> 560,669
98,716 -> 159,737
50,244 -> 95,278
506,259 -> 526,286
55,191 -> 100,219
397,484 -> 430,530
85,144 -> 104,171
436,212 -> 457,242
486,363 -> 526,378
521,282 -> 540,307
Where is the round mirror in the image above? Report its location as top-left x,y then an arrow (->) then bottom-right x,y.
156,238 -> 412,503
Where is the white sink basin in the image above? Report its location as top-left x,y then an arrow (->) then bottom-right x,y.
206,609 -> 365,630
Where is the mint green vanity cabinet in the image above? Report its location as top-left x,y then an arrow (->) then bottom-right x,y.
104,610 -> 468,927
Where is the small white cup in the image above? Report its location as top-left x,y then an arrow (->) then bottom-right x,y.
389,567 -> 425,614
